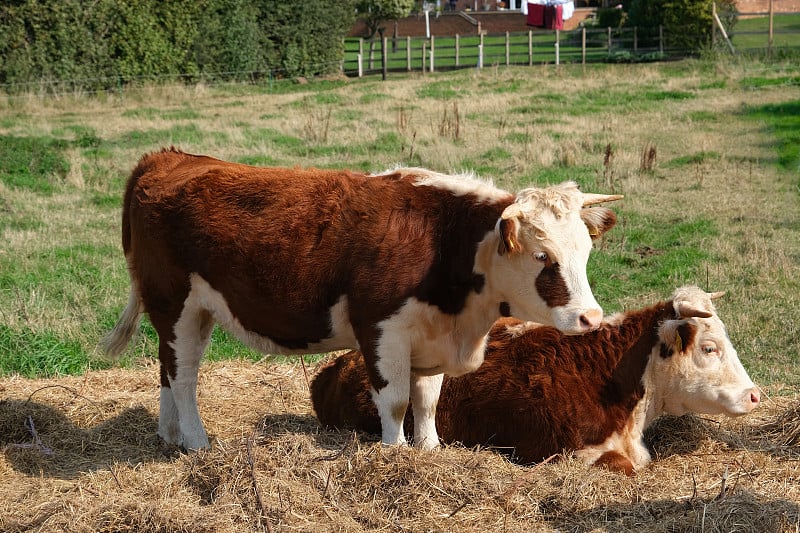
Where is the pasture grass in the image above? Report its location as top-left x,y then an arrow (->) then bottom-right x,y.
0,58 -> 798,391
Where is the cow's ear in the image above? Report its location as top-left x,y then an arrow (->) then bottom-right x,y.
497,217 -> 522,255
658,320 -> 696,356
580,207 -> 617,241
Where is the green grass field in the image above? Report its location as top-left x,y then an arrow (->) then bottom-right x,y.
0,58 -> 798,393
733,14 -> 800,52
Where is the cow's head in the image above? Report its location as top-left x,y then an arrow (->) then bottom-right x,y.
489,181 -> 621,334
654,286 -> 760,417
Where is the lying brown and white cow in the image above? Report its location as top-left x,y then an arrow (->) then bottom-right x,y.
102,147 -> 621,451
311,286 -> 760,474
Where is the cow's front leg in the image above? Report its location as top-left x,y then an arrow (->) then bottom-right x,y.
168,306 -> 215,450
158,360 -> 181,445
371,341 -> 411,446
411,373 -> 443,450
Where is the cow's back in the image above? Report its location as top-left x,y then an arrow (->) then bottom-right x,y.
434,321 -> 583,461
125,150 -> 451,346
435,312 -> 656,463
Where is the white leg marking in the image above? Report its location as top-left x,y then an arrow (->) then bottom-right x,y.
158,386 -> 181,445
411,373 -> 443,450
373,333 -> 413,446
169,296 -> 215,450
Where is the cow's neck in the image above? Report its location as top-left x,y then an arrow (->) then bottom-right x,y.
446,282 -> 503,374
597,301 -> 672,395
452,229 -> 522,371
579,300 -> 676,470
611,300 -> 678,451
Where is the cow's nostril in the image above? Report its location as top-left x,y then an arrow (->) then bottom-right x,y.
579,309 -> 602,331
750,389 -> 761,404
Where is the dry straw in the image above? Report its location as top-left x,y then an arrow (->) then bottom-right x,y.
2,359 -> 799,532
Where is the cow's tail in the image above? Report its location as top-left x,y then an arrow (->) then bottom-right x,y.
101,281 -> 144,360
101,154 -> 151,360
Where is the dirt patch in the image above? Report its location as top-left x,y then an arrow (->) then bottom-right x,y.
1,359 -> 799,532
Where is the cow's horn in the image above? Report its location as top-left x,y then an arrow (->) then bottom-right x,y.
501,202 -> 524,220
582,193 -> 624,206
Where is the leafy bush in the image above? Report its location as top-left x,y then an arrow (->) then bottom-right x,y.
597,7 -> 626,29
627,0 -> 737,51
0,0 -> 358,92
261,2 -> 357,78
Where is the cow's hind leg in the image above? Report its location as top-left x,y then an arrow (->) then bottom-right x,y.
410,373 -> 443,450
153,296 -> 215,451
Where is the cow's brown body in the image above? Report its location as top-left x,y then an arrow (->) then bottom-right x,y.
103,148 -> 621,450
311,287 -> 760,473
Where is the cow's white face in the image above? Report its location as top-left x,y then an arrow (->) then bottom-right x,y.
654,288 -> 760,417
486,182 -> 618,335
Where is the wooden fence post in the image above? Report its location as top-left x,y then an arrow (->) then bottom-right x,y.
634,26 -> 638,53
768,0 -> 774,56
528,30 -> 533,66
582,27 -> 586,64
555,30 -> 560,65
712,3 -> 717,48
381,31 -> 387,81
407,36 -> 412,71
712,3 -> 736,53
659,25 -> 663,54
422,41 -> 427,73
430,36 -> 435,72
479,32 -> 484,68
506,31 -> 511,65
456,34 -> 461,67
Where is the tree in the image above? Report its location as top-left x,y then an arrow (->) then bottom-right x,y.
356,0 -> 414,40
261,1 -> 358,78
626,0 -> 737,51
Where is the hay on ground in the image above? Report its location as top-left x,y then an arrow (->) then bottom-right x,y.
1,359 -> 799,532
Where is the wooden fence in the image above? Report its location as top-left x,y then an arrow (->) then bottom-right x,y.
344,27 -> 675,77
343,10 -> 799,77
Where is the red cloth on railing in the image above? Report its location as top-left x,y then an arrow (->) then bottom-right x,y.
542,4 -> 563,30
552,4 -> 564,29
526,3 -> 545,27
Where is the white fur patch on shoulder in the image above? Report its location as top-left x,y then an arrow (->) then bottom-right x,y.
504,321 -> 544,338
601,312 -> 627,328
377,166 -> 510,203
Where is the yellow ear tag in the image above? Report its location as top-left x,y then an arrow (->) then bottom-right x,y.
589,227 -> 599,238
508,240 -> 516,252
674,331 -> 683,353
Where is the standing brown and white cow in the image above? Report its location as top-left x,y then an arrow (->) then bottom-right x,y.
311,286 -> 761,474
102,147 -> 621,451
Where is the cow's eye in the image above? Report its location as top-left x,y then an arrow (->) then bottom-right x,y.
702,343 -> 719,355
533,251 -> 548,263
